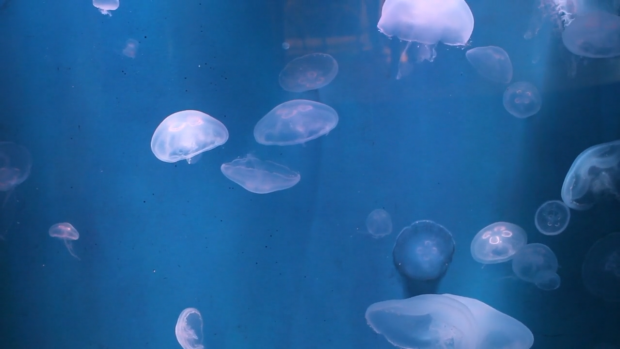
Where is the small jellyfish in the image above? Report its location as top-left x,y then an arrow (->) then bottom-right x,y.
122,39 -> 139,58
220,154 -> 300,194
0,142 -> 32,192
471,222 -> 528,264
503,82 -> 542,119
465,46 -> 513,84
512,243 -> 561,290
92,0 -> 119,16
151,110 -> 228,164
561,139 -> 620,210
582,232 -> 620,301
562,11 -> 620,58
254,100 -> 338,146
534,200 -> 571,235
175,307 -> 204,349
48,223 -> 80,260
278,53 -> 338,93
393,220 -> 455,281
365,209 -> 392,238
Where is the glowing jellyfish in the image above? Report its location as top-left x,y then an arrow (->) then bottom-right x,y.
582,232 -> 620,301
471,222 -> 527,264
48,223 -> 80,260
393,220 -> 455,281
465,46 -> 513,84
365,209 -> 392,238
92,0 -> 118,15
175,307 -> 204,349
562,11 -> 620,58
254,100 -> 338,146
220,154 -> 300,194
561,139 -> 620,210
278,53 -> 338,93
151,110 -> 228,164
512,243 -> 561,290
122,39 -> 139,58
0,142 -> 32,192
534,200 -> 571,235
503,81 -> 542,119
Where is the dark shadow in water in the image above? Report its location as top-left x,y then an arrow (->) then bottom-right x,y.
398,272 -> 443,298
0,0 -> 9,11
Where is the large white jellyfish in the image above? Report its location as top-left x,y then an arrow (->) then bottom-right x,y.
278,53 -> 338,93
365,209 -> 393,238
393,220 -> 455,280
562,11 -> 620,58
93,0 -> 119,16
254,100 -> 338,146
582,232 -> 620,301
175,307 -> 204,349
561,140 -> 620,210
471,222 -> 528,264
534,200 -> 571,235
220,154 -> 300,194
512,243 -> 561,291
151,110 -> 228,164
465,46 -> 513,84
503,82 -> 542,119
0,142 -> 32,192
49,223 -> 80,260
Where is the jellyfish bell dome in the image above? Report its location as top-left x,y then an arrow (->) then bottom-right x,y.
220,154 -> 300,194
534,200 -> 571,236
151,110 -> 228,164
365,209 -> 392,238
512,243 -> 561,291
49,223 -> 80,260
175,307 -> 204,349
582,232 -> 620,301
471,222 -> 527,264
92,0 -> 119,15
503,81 -> 542,119
562,11 -> 620,58
278,53 -> 339,93
0,142 -> 32,192
465,46 -> 513,84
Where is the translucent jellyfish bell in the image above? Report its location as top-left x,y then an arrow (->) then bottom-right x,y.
503,82 -> 542,119
122,39 -> 139,58
562,11 -> 620,58
175,307 -> 204,349
561,140 -> 620,210
393,220 -> 455,280
471,222 -> 527,264
48,223 -> 80,260
512,243 -> 561,291
582,232 -> 620,301
0,142 -> 32,192
365,209 -> 392,238
92,0 -> 119,16
278,53 -> 338,93
254,100 -> 338,146
151,110 -> 228,164
220,154 -> 300,194
465,46 -> 513,84
534,200 -> 571,235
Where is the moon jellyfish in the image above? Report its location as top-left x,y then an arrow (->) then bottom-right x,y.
512,243 -> 561,290
393,220 -> 455,281
0,142 -> 32,192
562,11 -> 620,58
365,209 -> 392,238
48,223 -> 80,260
471,222 -> 527,264
503,82 -> 542,119
220,154 -> 300,194
582,233 -> 620,301
561,140 -> 620,210
465,46 -> 513,84
122,39 -> 139,58
175,307 -> 204,349
278,53 -> 338,93
151,110 -> 228,164
92,0 -> 118,15
534,200 -> 571,235
254,100 -> 338,146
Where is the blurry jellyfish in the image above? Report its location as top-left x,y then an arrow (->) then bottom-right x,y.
582,232 -> 620,301
151,110 -> 228,164
48,223 -> 80,260
365,209 -> 392,238
561,139 -> 620,210
278,53 -> 338,92
471,222 -> 528,264
465,46 -> 513,84
220,154 -> 300,194
503,82 -> 542,119
254,100 -> 338,146
175,307 -> 204,349
512,243 -> 561,290
562,11 -> 620,58
122,39 -> 139,58
393,220 -> 455,280
534,200 -> 570,235
92,0 -> 118,15
0,142 -> 32,192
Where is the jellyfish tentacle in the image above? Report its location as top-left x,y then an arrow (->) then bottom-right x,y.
64,239 -> 80,260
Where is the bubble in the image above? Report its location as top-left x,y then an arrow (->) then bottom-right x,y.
92,0 -> 118,16
503,81 -> 542,119
562,11 -> 620,58
278,53 -> 338,92
175,308 -> 204,349
534,200 -> 571,236
512,243 -> 561,290
465,46 -> 513,84
471,222 -> 527,264
49,223 -> 80,260
0,142 -> 32,192
220,154 -> 300,194
365,209 -> 392,238
582,233 -> 620,301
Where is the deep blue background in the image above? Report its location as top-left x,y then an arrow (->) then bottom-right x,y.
0,0 -> 619,348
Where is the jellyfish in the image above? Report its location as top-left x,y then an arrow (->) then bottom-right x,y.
512,243 -> 561,290
582,232 -> 620,301
562,11 -> 620,58
534,200 -> 571,235
48,223 -> 80,260
254,100 -> 338,146
92,0 -> 118,15
122,39 -> 139,58
365,209 -> 392,238
503,82 -> 542,119
465,46 -> 513,84
220,154 -> 300,194
0,142 -> 32,206
471,222 -> 528,264
561,139 -> 620,210
278,53 -> 338,93
151,110 -> 228,164
393,220 -> 455,281
175,307 -> 204,349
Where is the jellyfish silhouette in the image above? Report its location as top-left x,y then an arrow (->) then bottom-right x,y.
465,46 -> 513,84
562,11 -> 620,58
175,307 -> 204,349
279,53 -> 338,93
122,39 -> 139,58
92,0 -> 118,15
534,200 -> 570,235
365,209 -> 392,238
503,82 -> 542,119
220,154 -> 300,194
48,223 -> 80,260
582,232 -> 620,301
0,142 -> 32,207
512,243 -> 561,290
471,222 -> 528,264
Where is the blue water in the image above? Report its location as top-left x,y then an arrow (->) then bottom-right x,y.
0,0 -> 619,348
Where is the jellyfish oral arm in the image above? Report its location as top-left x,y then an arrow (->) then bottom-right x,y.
64,240 -> 80,260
